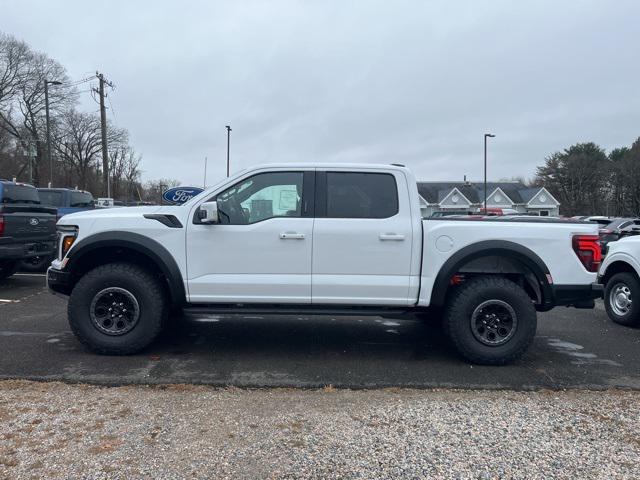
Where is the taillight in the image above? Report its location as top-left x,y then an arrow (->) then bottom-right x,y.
0,215 -> 4,236
572,234 -> 602,272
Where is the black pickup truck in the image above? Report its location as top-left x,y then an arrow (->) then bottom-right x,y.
0,180 -> 57,281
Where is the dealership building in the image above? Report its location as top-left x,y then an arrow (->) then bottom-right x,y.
417,181 -> 560,217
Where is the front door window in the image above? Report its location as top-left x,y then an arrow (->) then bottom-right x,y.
216,172 -> 303,224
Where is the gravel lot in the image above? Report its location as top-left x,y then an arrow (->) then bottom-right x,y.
1,381 -> 639,479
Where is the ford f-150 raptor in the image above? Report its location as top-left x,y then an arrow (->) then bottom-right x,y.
47,164 -> 602,364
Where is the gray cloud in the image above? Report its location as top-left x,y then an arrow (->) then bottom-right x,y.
3,0 -> 639,185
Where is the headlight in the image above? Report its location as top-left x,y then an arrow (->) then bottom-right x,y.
57,225 -> 78,261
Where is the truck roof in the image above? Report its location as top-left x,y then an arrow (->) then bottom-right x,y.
240,162 -> 411,171
37,187 -> 91,193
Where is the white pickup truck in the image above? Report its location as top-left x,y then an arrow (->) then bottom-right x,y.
47,164 -> 603,364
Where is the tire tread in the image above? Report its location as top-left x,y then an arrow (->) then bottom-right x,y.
68,262 -> 165,355
443,276 -> 536,365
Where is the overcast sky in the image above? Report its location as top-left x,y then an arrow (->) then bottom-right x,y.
3,0 -> 639,186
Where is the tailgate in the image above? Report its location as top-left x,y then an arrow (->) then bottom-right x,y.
0,205 -> 57,242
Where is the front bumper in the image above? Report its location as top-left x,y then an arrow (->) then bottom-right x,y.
552,283 -> 603,309
47,266 -> 72,296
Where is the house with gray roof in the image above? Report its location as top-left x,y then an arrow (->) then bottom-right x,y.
417,181 -> 560,217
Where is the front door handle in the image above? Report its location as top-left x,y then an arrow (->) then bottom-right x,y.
379,233 -> 405,241
280,232 -> 305,240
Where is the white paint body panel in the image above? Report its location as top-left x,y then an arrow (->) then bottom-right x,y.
187,217 -> 313,303
311,167 -> 420,305
55,162 -> 598,308
417,219 -> 598,306
600,237 -> 640,278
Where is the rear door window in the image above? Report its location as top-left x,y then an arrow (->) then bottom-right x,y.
325,172 -> 398,219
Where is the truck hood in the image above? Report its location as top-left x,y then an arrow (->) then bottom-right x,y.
58,205 -> 185,225
58,205 -> 166,224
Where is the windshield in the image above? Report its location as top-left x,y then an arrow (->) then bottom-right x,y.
1,184 -> 40,204
38,190 -> 64,207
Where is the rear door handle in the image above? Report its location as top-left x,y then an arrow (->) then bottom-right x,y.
280,232 -> 305,240
379,233 -> 405,241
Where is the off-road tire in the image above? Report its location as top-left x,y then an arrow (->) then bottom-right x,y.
443,276 -> 537,365
0,260 -> 19,281
604,272 -> 640,327
68,262 -> 166,355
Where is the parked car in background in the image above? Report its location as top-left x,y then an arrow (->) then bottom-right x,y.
0,180 -> 57,280
95,198 -> 127,208
599,236 -> 640,326
598,218 -> 640,254
430,210 -> 472,217
618,222 -> 640,239
475,207 -> 520,216
37,188 -> 95,219
584,216 -> 611,226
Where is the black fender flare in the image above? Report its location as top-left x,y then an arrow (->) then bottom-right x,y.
430,240 -> 553,307
65,231 -> 186,306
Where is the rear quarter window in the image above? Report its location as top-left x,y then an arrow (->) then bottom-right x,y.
70,191 -> 94,208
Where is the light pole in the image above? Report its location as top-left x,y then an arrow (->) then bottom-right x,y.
44,79 -> 62,188
484,133 -> 495,214
225,125 -> 232,177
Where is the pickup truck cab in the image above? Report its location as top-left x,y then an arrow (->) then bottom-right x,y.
0,180 -> 57,280
37,188 -> 94,218
47,164 -> 602,364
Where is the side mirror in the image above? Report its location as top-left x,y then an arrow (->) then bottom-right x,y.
198,201 -> 219,224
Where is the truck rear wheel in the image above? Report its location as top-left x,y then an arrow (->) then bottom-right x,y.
604,272 -> 640,326
68,262 -> 166,355
20,254 -> 53,272
443,276 -> 537,365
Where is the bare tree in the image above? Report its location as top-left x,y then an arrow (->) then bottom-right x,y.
0,33 -> 78,185
142,178 -> 180,204
0,33 -> 30,113
109,139 -> 141,201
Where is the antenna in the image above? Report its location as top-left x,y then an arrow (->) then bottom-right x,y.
203,156 -> 208,188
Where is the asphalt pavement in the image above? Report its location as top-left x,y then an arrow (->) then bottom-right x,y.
1,274 -> 639,389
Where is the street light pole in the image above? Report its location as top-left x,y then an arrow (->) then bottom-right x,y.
225,125 -> 232,177
44,79 -> 62,188
484,133 -> 496,215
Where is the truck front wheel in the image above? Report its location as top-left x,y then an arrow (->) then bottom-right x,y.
443,276 -> 537,365
68,262 -> 167,355
604,272 -> 640,326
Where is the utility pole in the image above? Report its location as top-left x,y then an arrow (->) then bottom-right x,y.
483,133 -> 496,215
94,72 -> 114,197
44,79 -> 61,188
225,125 -> 232,177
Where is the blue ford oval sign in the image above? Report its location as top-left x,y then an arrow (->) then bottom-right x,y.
162,186 -> 204,205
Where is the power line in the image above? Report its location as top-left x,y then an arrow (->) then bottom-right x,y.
107,92 -> 117,123
65,76 -> 94,87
